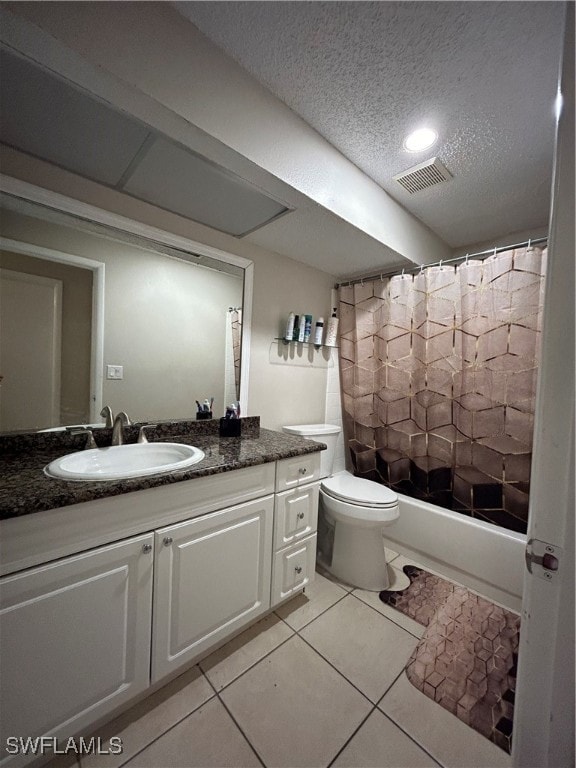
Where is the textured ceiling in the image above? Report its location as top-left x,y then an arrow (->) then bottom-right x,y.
175,1 -> 565,249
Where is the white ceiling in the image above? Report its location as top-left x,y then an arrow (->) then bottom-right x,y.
175,1 -> 565,249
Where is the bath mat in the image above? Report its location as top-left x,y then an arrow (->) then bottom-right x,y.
380,566 -> 520,754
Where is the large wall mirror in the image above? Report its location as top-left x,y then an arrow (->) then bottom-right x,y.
0,178 -> 253,434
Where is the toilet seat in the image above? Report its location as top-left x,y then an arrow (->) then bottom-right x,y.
321,472 -> 398,509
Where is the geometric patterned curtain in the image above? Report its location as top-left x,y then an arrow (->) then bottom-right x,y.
230,308 -> 242,400
338,245 -> 547,534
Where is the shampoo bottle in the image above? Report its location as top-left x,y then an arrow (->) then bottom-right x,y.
285,312 -> 295,341
325,308 -> 339,346
297,314 -> 306,342
304,314 -> 312,342
314,317 -> 324,345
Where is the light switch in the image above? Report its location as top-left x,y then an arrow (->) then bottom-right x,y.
106,365 -> 124,380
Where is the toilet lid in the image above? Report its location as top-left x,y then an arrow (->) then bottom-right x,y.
321,473 -> 398,508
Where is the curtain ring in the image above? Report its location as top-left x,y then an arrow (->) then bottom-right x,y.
465,253 -> 469,264
401,268 -> 405,276
380,273 -> 384,282
527,238 -> 532,250
439,259 -> 443,268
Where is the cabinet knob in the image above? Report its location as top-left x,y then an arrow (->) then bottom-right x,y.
163,537 -> 173,546
298,467 -> 308,475
294,565 -> 303,574
297,512 -> 305,520
142,543 -> 152,554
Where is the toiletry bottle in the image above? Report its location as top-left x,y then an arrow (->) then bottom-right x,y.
325,308 -> 339,346
304,315 -> 312,342
297,314 -> 306,342
314,317 -> 324,345
292,314 -> 300,341
285,312 -> 295,341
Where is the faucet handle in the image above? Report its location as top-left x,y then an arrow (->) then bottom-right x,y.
137,424 -> 158,444
70,427 -> 97,450
100,405 -> 114,428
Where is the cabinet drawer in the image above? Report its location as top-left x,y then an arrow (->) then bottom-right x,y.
275,453 -> 322,491
271,534 -> 317,606
274,482 -> 319,550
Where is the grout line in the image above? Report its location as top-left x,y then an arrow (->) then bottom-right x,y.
295,632 -> 382,708
349,589 -> 424,639
85,667 -> 218,768
326,704 -> 378,768
202,631 -> 296,694
215,694 -> 267,768
380,709 -> 445,768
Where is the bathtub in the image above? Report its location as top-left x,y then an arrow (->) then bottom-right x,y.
383,493 -> 526,613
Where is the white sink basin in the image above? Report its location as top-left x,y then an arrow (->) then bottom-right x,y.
44,442 -> 205,481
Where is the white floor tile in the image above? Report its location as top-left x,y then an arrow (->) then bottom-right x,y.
352,588 -> 425,639
199,613 -> 294,691
300,595 -> 418,702
81,666 -> 213,768
384,546 -> 400,563
379,672 -> 512,768
121,697 -> 260,768
315,562 -> 355,592
332,709 -> 440,767
274,573 -> 347,631
220,635 -> 372,767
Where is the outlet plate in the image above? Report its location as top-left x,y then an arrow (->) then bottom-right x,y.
106,365 -> 124,380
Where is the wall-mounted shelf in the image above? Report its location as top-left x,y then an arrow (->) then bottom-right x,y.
270,339 -> 336,369
274,337 -> 338,351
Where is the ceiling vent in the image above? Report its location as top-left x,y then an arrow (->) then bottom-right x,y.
393,157 -> 452,194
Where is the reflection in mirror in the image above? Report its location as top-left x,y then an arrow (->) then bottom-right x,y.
0,191 -> 246,434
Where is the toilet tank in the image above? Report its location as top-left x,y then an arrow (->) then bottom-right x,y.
282,424 -> 341,478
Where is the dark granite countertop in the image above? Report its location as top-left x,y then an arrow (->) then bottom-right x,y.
0,418 -> 325,520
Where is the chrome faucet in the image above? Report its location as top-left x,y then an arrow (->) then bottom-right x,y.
111,411 -> 131,446
100,405 -> 114,428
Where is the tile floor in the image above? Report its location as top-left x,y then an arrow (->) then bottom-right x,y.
51,551 -> 511,768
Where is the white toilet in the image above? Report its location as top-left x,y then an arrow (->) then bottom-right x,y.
283,424 -> 399,591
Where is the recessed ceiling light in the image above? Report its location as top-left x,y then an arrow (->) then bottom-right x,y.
403,128 -> 438,152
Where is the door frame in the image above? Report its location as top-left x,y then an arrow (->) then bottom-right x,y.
0,237 -> 105,423
512,4 -> 575,766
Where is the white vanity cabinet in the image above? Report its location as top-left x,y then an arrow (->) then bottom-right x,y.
0,534 -> 154,768
271,454 -> 321,606
152,495 -> 273,681
0,451 -> 323,766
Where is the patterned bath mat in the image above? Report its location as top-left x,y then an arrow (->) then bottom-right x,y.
380,566 -> 520,754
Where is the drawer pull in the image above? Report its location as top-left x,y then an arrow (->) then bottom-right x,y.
294,565 -> 303,574
297,512 -> 305,520
298,468 -> 308,476
163,537 -> 173,546
142,543 -> 152,554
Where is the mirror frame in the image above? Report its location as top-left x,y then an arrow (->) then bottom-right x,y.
0,173 -> 254,428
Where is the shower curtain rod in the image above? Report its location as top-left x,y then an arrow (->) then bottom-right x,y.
335,236 -> 548,288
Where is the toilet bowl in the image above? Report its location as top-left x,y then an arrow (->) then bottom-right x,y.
283,424 -> 399,591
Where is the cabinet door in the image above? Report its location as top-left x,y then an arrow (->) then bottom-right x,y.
0,535 -> 153,768
274,482 -> 319,550
152,496 -> 273,682
271,534 -> 317,607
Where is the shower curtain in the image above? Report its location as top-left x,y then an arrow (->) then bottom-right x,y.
338,245 -> 547,534
224,308 -> 242,405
